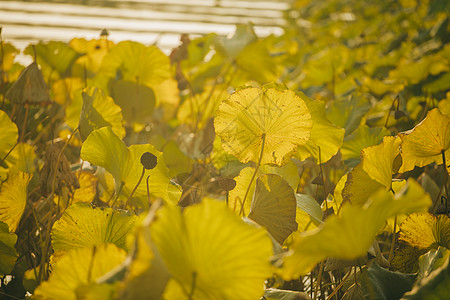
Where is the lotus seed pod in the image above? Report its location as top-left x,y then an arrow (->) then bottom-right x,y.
140,152 -> 157,170
218,177 -> 237,191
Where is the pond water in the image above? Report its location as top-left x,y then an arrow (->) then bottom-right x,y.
1,0 -> 289,60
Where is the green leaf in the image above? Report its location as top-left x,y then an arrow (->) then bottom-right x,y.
151,199 -> 273,299
326,96 -> 371,137
295,92 -> 345,163
79,86 -> 125,141
264,288 -> 312,300
24,41 -> 81,79
0,221 -> 18,275
341,125 -> 390,165
215,87 -> 312,165
109,80 -> 156,128
34,244 -> 126,300
402,255 -> 450,300
51,203 -> 137,252
281,179 -> 431,279
295,193 -> 323,225
248,174 -> 298,244
360,262 -> 416,300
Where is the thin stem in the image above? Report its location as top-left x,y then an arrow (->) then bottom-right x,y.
86,246 -> 97,283
188,271 -> 197,300
146,175 -> 151,205
239,133 -> 266,216
326,269 -> 352,300
314,261 -> 324,299
388,216 -> 397,262
111,182 -> 125,208
441,149 -> 449,215
124,167 -> 145,209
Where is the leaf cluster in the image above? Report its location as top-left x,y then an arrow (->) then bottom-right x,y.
0,0 -> 449,299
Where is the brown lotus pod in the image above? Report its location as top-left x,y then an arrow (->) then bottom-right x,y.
40,143 -> 79,196
140,152 -> 157,170
5,62 -> 51,105
218,177 -> 237,191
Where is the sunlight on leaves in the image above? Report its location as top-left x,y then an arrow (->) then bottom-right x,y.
400,108 -> 450,173
342,163 -> 385,206
51,203 -> 137,252
0,172 -> 31,232
119,221 -> 170,300
362,136 -> 402,188
398,213 -> 450,250
0,110 -> 18,169
248,174 -> 298,245
215,87 -> 312,165
97,41 -> 170,90
79,86 -> 125,141
281,179 -> 431,279
34,244 -> 126,300
70,37 -> 114,75
151,199 -> 273,299
80,127 -> 180,204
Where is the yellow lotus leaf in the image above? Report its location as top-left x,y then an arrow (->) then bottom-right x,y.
153,78 -> 180,119
295,92 -> 345,163
80,127 -> 181,205
3,143 -> 36,175
51,203 -> 137,252
119,219 -> 170,300
438,92 -> 450,115
342,163 -> 385,206
54,171 -> 98,209
228,163 -> 300,217
215,87 -> 312,165
281,179 -> 431,279
391,244 -> 427,273
0,221 -> 18,275
109,80 -> 156,129
79,86 -> 125,141
248,174 -> 298,244
34,244 -> 126,300
399,108 -> 450,173
0,110 -> 18,169
341,125 -> 390,164
228,167 -> 256,216
72,171 -> 98,203
178,85 -> 229,129
151,199 -> 273,300
0,172 -> 31,232
70,37 -> 115,74
398,213 -> 450,250
322,174 -> 347,214
51,77 -> 84,106
97,41 -> 170,90
362,136 -> 402,188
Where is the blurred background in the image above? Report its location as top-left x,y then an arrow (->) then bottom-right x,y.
0,0 -> 290,56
